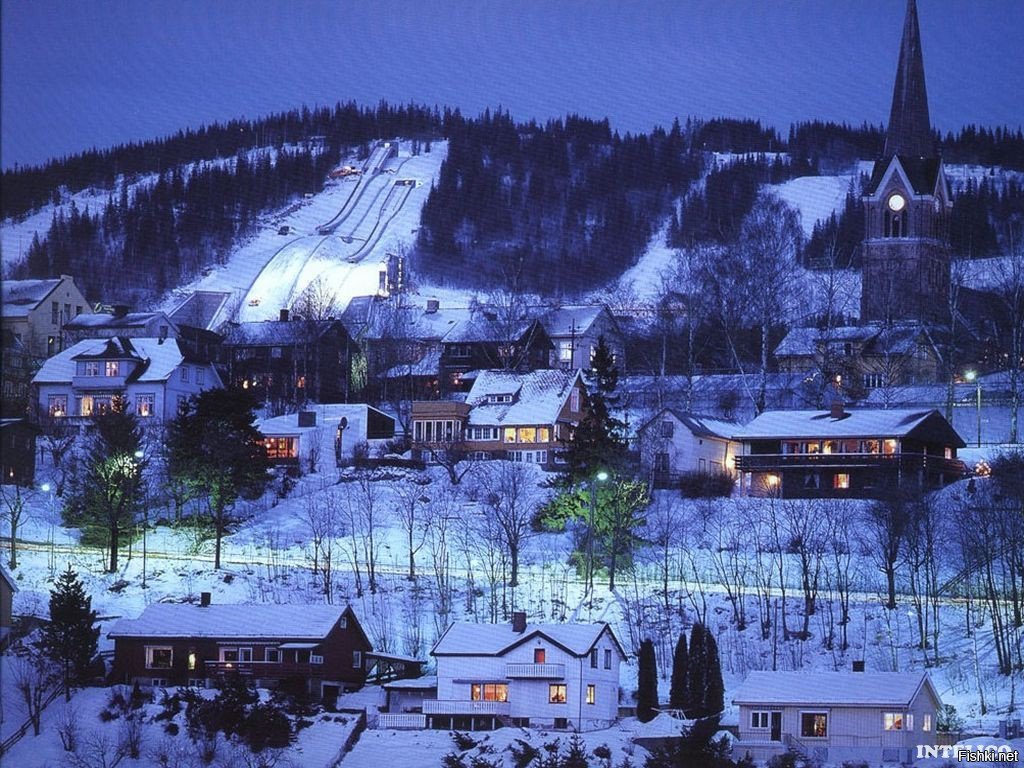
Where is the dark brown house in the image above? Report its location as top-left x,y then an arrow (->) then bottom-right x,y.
439,316 -> 554,394
0,418 -> 37,486
733,404 -> 966,498
107,600 -> 372,701
223,313 -> 353,406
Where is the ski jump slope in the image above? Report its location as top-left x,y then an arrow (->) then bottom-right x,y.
232,141 -> 441,323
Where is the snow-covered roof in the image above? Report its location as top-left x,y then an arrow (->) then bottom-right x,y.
441,314 -> 536,344
775,323 -> 936,360
1,278 -> 60,317
258,403 -> 392,438
383,675 -> 437,691
224,319 -> 346,347
640,409 -> 738,441
168,290 -> 233,331
432,621 -> 621,658
0,562 -> 17,594
540,305 -> 606,337
64,311 -> 171,331
32,337 -> 204,384
381,348 -> 442,379
466,369 -> 579,427
733,671 -> 935,708
732,408 -> 953,441
108,603 -> 351,640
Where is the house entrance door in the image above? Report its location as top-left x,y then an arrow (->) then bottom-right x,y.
770,712 -> 782,741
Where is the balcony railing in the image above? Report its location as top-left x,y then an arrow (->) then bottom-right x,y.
71,374 -> 127,390
505,663 -> 565,679
422,700 -> 510,716
203,660 -> 322,679
735,452 -> 965,477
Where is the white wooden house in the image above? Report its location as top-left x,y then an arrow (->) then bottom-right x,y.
732,671 -> 942,765
32,336 -> 222,423
636,408 -> 738,488
421,613 -> 626,731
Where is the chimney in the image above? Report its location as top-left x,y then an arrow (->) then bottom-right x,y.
200,592 -> 211,608
852,660 -> 865,672
298,410 -> 317,427
512,611 -> 527,634
830,399 -> 845,419
280,308 -> 290,322
425,299 -> 440,314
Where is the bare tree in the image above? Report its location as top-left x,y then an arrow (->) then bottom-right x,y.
303,489 -> 341,602
425,484 -> 461,632
995,221 -> 1024,442
13,649 -> 59,736
476,461 -> 543,597
395,476 -> 434,580
342,471 -> 383,594
861,491 -> 914,610
0,483 -> 33,569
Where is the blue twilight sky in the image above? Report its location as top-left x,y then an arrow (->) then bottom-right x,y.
1,0 -> 1022,170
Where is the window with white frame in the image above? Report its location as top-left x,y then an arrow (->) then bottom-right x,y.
800,712 -> 828,738
83,361 -> 100,376
570,389 -> 580,412
586,684 -> 595,705
604,649 -> 611,669
48,395 -> 68,417
265,648 -> 281,663
548,684 -> 567,704
590,649 -> 598,668
923,713 -> 932,732
145,646 -> 173,669
104,360 -> 119,377
353,651 -> 362,669
136,394 -> 155,417
196,367 -> 205,385
558,340 -> 573,362
310,654 -> 324,665
751,711 -> 771,729
883,712 -> 913,731
660,420 -> 674,437
180,366 -> 189,382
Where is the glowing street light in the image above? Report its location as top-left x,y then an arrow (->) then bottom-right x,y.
964,370 -> 982,448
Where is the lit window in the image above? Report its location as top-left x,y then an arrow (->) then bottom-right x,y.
504,427 -> 516,443
923,713 -> 932,732
471,683 -> 508,702
833,473 -> 850,490
538,427 -> 550,442
518,426 -> 537,443
883,712 -> 904,731
105,361 -> 119,377
800,712 -> 827,738
48,395 -> 68,417
145,646 -> 173,669
548,684 -> 567,704
586,684 -> 595,705
187,652 -> 196,671
136,394 -> 155,418
883,439 -> 898,455
558,341 -> 573,362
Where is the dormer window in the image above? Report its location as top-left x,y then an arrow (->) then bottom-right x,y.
105,361 -> 119,377
487,393 -> 513,404
83,361 -> 100,376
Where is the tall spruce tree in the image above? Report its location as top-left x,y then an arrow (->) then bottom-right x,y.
669,631 -> 690,713
704,629 -> 725,717
637,638 -> 659,723
687,623 -> 708,717
42,565 -> 99,700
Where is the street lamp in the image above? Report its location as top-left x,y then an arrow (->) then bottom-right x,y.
964,371 -> 981,447
40,482 -> 55,575
133,450 -> 148,588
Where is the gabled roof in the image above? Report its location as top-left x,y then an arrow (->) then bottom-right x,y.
432,621 -> 625,660
1,278 -> 61,318
224,319 -> 348,347
33,337 -> 214,385
540,305 -> 608,338
732,407 -> 965,447
775,323 -> 937,360
733,671 -> 938,708
168,291 -> 233,332
0,562 -> 17,594
108,603 -> 363,642
466,369 -> 581,427
866,155 -> 944,197
64,311 -> 174,332
381,348 -> 442,379
639,408 -> 738,441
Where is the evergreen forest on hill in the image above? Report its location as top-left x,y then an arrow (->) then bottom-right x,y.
4,100 -> 1024,301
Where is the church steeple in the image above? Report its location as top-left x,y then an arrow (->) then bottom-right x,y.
883,0 -> 934,159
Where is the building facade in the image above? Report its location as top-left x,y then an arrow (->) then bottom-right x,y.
107,601 -> 372,701
637,408 -> 738,488
733,671 -> 941,766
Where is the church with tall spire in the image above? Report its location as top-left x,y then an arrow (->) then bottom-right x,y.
860,0 -> 952,323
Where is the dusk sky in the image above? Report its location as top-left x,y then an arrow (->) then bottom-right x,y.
2,0 -> 1022,170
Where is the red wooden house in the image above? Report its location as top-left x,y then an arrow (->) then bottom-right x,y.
108,597 -> 372,701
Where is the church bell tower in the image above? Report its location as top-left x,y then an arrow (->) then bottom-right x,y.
860,0 -> 952,323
